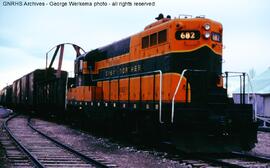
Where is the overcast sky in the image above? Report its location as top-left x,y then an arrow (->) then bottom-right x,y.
0,0 -> 270,90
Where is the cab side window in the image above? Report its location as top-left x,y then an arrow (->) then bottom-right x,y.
142,29 -> 167,49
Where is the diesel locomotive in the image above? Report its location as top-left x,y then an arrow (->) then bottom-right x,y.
0,14 -> 258,152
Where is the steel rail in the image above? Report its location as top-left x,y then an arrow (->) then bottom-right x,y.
231,151 -> 270,162
3,115 -> 45,168
27,118 -> 110,168
169,149 -> 247,168
202,157 -> 246,168
181,152 -> 246,168
196,152 -> 270,168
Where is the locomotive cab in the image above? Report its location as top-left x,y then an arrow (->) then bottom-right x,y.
170,17 -> 224,104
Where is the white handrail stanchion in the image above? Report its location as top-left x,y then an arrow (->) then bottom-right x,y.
246,74 -> 257,121
171,69 -> 188,123
156,70 -> 163,124
171,69 -> 206,123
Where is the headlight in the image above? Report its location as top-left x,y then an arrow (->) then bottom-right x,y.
204,23 -> 211,30
204,32 -> 211,39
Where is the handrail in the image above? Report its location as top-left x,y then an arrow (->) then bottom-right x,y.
224,71 -> 257,121
224,71 -> 246,104
256,115 -> 270,128
92,70 -> 160,82
157,70 -> 163,124
92,70 -> 163,123
246,74 -> 257,121
171,69 -> 187,123
171,69 -> 206,123
256,116 -> 270,124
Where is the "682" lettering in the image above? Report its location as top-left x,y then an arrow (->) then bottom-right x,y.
180,32 -> 195,39
175,31 -> 200,40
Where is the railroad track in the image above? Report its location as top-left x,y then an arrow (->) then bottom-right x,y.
162,144 -> 270,167
258,127 -> 270,132
217,151 -> 270,167
26,117 -> 270,168
0,123 -> 34,167
3,115 -> 270,168
180,151 -> 270,167
3,115 -> 114,168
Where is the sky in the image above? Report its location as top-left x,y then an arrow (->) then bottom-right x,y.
0,0 -> 270,91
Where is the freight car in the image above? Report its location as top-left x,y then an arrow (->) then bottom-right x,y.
1,69 -> 68,114
0,85 -> 12,107
0,14 -> 258,153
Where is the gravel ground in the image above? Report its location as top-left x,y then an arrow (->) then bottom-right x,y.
0,110 -> 11,168
0,107 -> 11,118
0,130 -> 9,168
0,144 -> 9,168
249,131 -> 270,158
32,118 -> 187,168
1,111 -> 269,168
33,118 -> 270,167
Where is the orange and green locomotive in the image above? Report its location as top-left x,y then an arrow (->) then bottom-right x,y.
66,14 -> 257,152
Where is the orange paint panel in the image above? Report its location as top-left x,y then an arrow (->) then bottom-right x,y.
154,74 -> 171,101
141,76 -> 154,101
95,87 -> 103,100
129,77 -> 140,101
97,82 -> 102,88
170,74 -> 190,102
69,86 -> 104,102
103,81 -> 110,101
72,88 -> 77,100
75,88 -> 79,101
83,86 -> 92,101
153,73 -> 190,102
74,86 -> 83,101
119,78 -> 129,101
79,86 -> 85,101
154,75 -> 161,101
130,36 -> 141,61
110,80 -> 118,101
163,74 -> 172,101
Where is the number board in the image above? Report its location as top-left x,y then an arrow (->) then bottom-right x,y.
175,30 -> 200,40
211,32 -> 222,42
